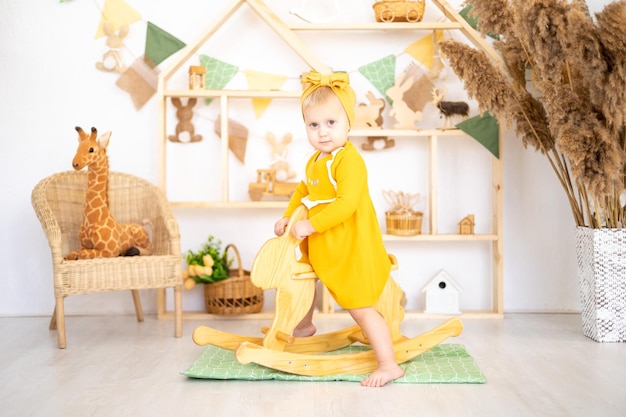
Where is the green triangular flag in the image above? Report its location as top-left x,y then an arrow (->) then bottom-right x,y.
458,5 -> 499,40
199,55 -> 239,105
456,112 -> 499,158
145,22 -> 186,66
358,55 -> 396,104
458,5 -> 478,29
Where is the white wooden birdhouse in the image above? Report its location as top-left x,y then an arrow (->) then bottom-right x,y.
422,270 -> 462,314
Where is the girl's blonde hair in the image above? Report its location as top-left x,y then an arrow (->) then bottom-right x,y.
301,86 -> 335,110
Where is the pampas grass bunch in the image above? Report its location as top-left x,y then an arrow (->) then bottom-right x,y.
440,0 -> 626,228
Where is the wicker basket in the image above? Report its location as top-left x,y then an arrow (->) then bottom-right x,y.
204,244 -> 264,315
373,0 -> 425,22
386,211 -> 423,235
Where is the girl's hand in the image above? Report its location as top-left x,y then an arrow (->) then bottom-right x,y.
274,217 -> 289,236
291,220 -> 316,240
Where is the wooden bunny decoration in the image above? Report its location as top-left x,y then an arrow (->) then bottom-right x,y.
266,132 -> 296,181
353,91 -> 385,129
95,22 -> 129,73
386,67 -> 424,129
168,98 -> 203,143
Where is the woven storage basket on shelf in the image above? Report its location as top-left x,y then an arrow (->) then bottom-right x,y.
373,0 -> 425,22
386,211 -> 423,235
576,227 -> 626,342
204,244 -> 264,315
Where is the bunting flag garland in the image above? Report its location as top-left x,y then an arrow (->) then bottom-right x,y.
404,30 -> 444,70
66,0 -> 483,120
94,0 -> 141,39
116,55 -> 159,110
358,55 -> 397,104
144,22 -> 186,67
244,70 -> 288,118
199,55 -> 239,105
456,112 -> 500,158
458,5 -> 499,40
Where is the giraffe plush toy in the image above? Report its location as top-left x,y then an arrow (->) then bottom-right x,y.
64,126 -> 152,260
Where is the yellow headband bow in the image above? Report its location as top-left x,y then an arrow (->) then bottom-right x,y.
301,70 -> 356,127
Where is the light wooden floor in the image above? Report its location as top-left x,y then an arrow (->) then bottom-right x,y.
1,313 -> 624,417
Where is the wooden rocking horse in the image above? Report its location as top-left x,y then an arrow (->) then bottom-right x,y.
192,206 -> 463,377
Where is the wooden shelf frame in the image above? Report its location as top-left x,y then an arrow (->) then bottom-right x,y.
156,0 -> 504,320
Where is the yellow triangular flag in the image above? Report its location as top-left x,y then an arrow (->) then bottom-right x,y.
94,0 -> 142,39
404,30 -> 444,69
245,70 -> 287,118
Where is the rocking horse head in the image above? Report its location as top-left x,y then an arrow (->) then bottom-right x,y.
72,126 -> 111,171
251,206 -> 313,290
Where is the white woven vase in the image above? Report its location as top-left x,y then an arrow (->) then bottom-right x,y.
576,227 -> 626,342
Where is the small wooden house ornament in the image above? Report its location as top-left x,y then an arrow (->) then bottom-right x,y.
458,214 -> 475,235
422,270 -> 462,315
188,66 -> 206,90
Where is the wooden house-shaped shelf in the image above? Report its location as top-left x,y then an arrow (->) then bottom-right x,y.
155,0 -> 504,319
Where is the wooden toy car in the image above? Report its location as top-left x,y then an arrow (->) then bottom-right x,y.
248,169 -> 298,201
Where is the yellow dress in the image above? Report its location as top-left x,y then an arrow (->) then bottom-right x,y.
284,142 -> 390,309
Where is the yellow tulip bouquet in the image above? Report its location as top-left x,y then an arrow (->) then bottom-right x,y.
183,236 -> 231,289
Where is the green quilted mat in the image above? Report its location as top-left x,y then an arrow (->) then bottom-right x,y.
183,343 -> 486,384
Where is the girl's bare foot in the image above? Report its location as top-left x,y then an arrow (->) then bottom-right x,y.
360,364 -> 404,387
293,323 -> 316,337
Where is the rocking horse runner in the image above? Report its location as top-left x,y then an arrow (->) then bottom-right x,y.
65,126 -> 152,260
192,205 -> 463,381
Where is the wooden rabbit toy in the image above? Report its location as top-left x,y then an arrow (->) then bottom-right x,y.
354,91 -> 385,129
169,98 -> 203,143
386,68 -> 424,129
95,22 -> 129,73
266,132 -> 296,181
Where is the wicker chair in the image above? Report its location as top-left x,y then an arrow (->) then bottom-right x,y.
31,171 -> 183,348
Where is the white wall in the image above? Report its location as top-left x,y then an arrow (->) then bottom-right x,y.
1,0 -> 608,317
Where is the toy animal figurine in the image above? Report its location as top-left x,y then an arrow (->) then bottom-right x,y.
431,87 -> 470,129
95,22 -> 129,73
361,136 -> 395,151
353,91 -> 385,129
386,67 -> 424,129
266,132 -> 297,182
169,98 -> 202,143
400,63 -> 435,116
64,126 -> 152,260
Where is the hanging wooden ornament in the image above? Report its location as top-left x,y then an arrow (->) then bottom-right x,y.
95,22 -> 129,73
168,98 -> 203,143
